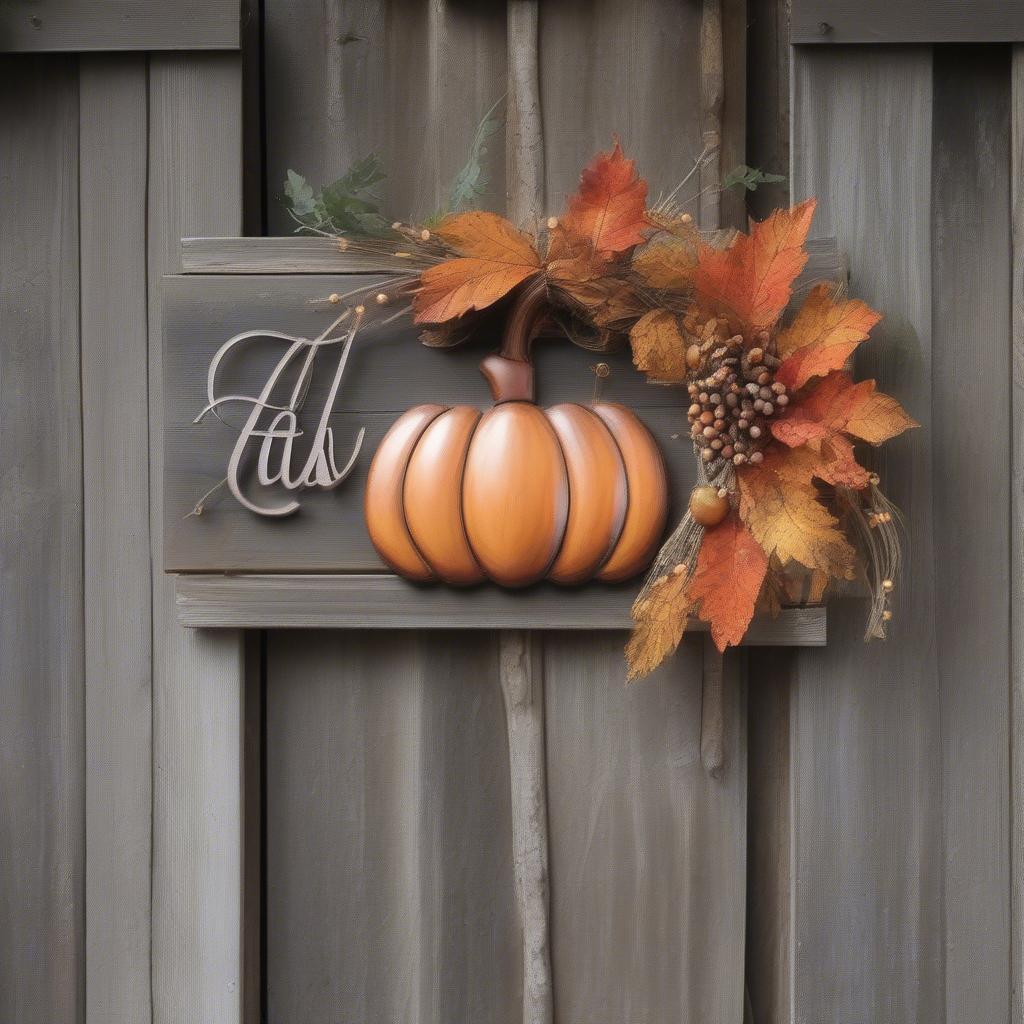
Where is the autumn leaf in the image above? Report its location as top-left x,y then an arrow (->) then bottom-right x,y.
687,516 -> 768,651
692,199 -> 816,333
737,446 -> 856,578
558,140 -> 649,260
626,564 -> 692,681
775,284 -> 882,390
414,211 -> 541,323
629,309 -> 688,382
547,254 -> 646,326
771,371 -> 917,448
815,434 -> 871,490
631,227 -> 701,290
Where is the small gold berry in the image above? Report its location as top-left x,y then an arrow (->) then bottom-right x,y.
689,485 -> 730,527
882,609 -> 893,622
420,229 -> 431,241
547,216 -> 558,230
680,213 -> 693,224
375,292 -> 389,305
328,293 -> 341,304
868,472 -> 881,485
882,579 -> 894,592
354,304 -> 365,315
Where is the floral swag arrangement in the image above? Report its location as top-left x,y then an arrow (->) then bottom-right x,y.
285,141 -> 917,679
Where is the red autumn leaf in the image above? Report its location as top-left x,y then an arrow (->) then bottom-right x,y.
557,140 -> 649,260
413,211 -> 541,323
692,199 -> 816,333
775,284 -> 882,390
687,514 -> 769,651
771,371 -> 917,448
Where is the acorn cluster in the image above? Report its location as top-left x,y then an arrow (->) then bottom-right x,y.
685,323 -> 789,466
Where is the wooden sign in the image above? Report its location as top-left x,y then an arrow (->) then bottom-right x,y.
161,238 -> 838,637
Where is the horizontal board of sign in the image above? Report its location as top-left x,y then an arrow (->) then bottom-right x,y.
792,0 -> 1024,42
163,273 -> 702,574
174,574 -> 828,640
180,235 -> 847,291
0,1 -> 240,52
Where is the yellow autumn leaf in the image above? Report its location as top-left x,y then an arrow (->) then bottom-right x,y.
625,564 -> 692,681
736,446 -> 856,579
629,309 -> 688,382
632,230 -> 701,290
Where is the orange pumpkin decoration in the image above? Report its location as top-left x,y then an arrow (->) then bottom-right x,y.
364,280 -> 668,588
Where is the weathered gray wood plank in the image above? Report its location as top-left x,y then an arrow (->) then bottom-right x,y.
147,53 -> 245,1024
1012,42 -> 1024,1024
792,47 -> 940,1022
79,54 -> 152,1024
0,55 -> 84,1024
0,0 -> 240,52
263,0 -> 507,235
174,573 -> 827,640
793,1 -> 1024,43
180,233 -> 843,278
543,632 -> 746,1022
265,630 -> 521,1023
930,46 -> 1011,1020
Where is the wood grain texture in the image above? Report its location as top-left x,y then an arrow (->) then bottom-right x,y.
792,48 -> 940,1023
792,44 -> 1013,1022
0,54 -> 83,1024
793,0 -> 1024,43
264,630 -> 521,1024
79,54 -> 152,1024
147,53 -> 245,1024
499,632 -> 553,1024
544,631 -> 746,1023
180,233 -> 844,278
174,574 -> 827,639
263,0 -> 507,235
0,0 -> 240,52
1013,43 -> 1024,1024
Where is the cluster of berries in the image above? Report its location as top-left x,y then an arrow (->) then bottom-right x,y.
685,324 -> 790,467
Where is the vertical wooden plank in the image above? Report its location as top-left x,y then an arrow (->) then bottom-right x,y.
263,0 -> 507,233
0,54 -> 83,1024
1012,43 -> 1024,1024
147,53 -> 245,1024
265,631 -> 521,1023
498,632 -> 553,1024
538,1 -> 703,214
544,633 -> 746,1023
791,46 -> 942,1021
79,53 -> 152,1024
506,0 -> 544,230
930,45 -> 1011,1021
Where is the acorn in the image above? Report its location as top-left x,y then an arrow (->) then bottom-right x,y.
689,485 -> 730,527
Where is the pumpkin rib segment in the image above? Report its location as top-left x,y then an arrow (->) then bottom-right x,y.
364,404 -> 446,581
591,402 -> 669,582
403,406 -> 486,585
462,402 -> 569,588
545,403 -> 628,585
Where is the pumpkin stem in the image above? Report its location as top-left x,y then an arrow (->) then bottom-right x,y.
480,275 -> 550,403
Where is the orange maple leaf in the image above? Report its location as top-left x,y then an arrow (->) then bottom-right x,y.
737,446 -> 856,578
814,434 -> 871,490
626,564 -> 693,681
687,515 -> 768,651
631,227 -> 701,290
557,140 -> 649,260
413,211 -> 541,323
629,309 -> 688,382
692,199 -> 816,333
771,371 -> 917,448
775,284 -> 882,390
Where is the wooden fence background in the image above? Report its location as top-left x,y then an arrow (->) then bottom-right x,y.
2,2 -> 1023,1022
